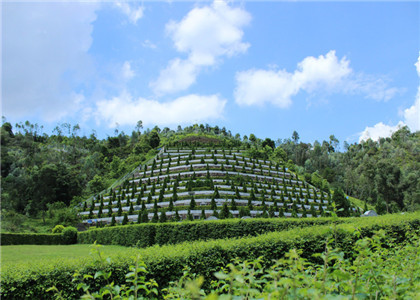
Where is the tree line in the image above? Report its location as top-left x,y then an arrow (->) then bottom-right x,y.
1,119 -> 418,224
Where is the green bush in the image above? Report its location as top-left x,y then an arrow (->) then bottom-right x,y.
0,232 -> 65,245
62,226 -> 78,244
78,217 -> 346,247
52,225 -> 65,233
2,213 -> 419,299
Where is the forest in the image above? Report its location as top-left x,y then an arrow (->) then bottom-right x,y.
1,119 -> 419,232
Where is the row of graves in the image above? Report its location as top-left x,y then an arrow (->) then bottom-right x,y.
80,148 -> 334,226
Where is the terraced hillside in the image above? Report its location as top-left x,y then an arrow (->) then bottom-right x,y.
79,147 -> 335,225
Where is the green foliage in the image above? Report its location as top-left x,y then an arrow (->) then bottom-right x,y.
1,232 -> 66,245
61,226 -> 78,244
78,217 -> 346,248
52,225 -> 65,233
2,213 -> 419,299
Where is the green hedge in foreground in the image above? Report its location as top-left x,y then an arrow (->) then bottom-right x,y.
2,213 -> 419,299
78,217 -> 347,247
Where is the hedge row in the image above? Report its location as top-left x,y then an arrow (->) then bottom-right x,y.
2,213 -> 419,299
1,227 -> 77,245
77,217 -> 347,247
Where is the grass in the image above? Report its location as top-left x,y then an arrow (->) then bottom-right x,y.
1,244 -> 135,268
348,195 -> 374,211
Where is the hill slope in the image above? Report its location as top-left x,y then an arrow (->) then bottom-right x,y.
79,146 -> 359,225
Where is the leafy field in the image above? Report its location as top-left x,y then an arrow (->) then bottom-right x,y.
1,213 -> 419,299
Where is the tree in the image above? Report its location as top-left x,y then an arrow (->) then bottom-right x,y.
292,131 -> 300,144
174,209 -> 180,222
151,210 -> 159,223
187,209 -> 193,221
136,120 -> 143,133
262,138 -> 275,149
189,196 -> 196,210
149,130 -> 160,148
210,197 -> 217,210
332,188 -> 350,217
375,159 -> 403,212
219,202 -> 230,219
110,215 -> 116,226
249,134 -> 257,144
159,210 -> 167,223
122,213 -> 129,225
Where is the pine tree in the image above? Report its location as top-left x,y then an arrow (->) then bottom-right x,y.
151,210 -> 159,223
235,187 -> 241,199
117,201 -> 123,216
189,196 -> 196,210
122,213 -> 129,225
278,206 -> 284,217
230,198 -> 237,210
97,206 -> 103,218
214,187 -> 220,198
159,210 -> 167,223
129,202 -> 134,215
187,209 -> 193,221
262,209 -> 268,218
273,200 -> 279,212
141,209 -> 149,223
310,203 -> 317,217
110,215 -> 116,226
174,209 -> 180,222
239,207 -> 246,218
269,206 -> 275,218
137,209 -> 142,224
136,194 -> 142,205
200,209 -> 206,220
210,196 -> 217,210
261,198 -> 267,211
219,202 -> 230,219
250,190 -> 256,200
108,207 -> 112,217
212,209 -> 219,218
168,198 -> 174,211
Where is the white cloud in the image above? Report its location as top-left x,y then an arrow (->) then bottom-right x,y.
2,2 -> 98,121
358,122 -> 405,142
235,50 -> 400,108
96,92 -> 226,127
404,53 -> 420,132
234,69 -> 296,108
151,0 -> 251,94
166,0 -> 250,66
115,1 -> 144,25
403,95 -> 420,132
359,53 -> 420,142
121,61 -> 135,80
150,59 -> 198,95
235,51 -> 353,107
142,40 -> 157,49
415,53 -> 420,76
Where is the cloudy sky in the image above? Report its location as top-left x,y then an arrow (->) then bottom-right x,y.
2,1 -> 419,144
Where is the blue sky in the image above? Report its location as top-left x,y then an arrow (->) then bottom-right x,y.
2,1 -> 419,145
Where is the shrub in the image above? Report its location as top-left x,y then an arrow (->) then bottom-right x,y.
78,217 -> 344,247
1,232 -> 64,245
61,226 -> 77,244
52,225 -> 65,233
2,213 -> 419,299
